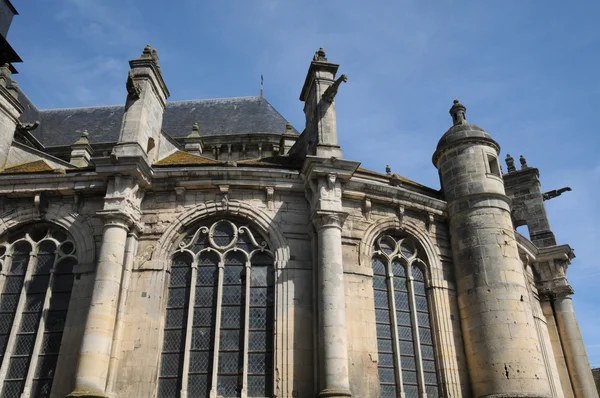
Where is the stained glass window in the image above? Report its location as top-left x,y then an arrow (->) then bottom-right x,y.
372,234 -> 440,397
0,224 -> 77,398
158,219 -> 274,398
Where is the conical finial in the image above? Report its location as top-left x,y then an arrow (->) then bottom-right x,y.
519,155 -> 528,169
284,121 -> 293,134
385,165 -> 391,175
187,122 -> 200,138
313,48 -> 327,62
75,130 -> 89,145
142,44 -> 152,56
505,154 -> 516,173
449,99 -> 467,126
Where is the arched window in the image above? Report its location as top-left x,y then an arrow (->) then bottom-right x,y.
0,223 -> 77,398
158,219 -> 275,398
372,233 -> 439,397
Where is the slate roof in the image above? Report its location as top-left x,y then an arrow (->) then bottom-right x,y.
29,96 -> 298,147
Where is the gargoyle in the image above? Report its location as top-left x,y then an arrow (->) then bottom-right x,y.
126,70 -> 141,99
322,74 -> 348,103
543,187 -> 571,201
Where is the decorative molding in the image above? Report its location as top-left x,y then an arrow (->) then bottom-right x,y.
265,186 -> 274,211
311,210 -> 348,231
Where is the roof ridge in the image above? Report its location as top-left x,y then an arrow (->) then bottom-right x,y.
168,96 -> 262,105
39,104 -> 123,112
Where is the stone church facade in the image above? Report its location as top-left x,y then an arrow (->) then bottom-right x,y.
0,3 -> 596,398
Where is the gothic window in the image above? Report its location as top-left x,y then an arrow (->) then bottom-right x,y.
158,219 -> 274,398
0,224 -> 77,398
372,234 -> 439,398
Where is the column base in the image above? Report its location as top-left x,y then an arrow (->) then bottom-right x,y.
318,388 -> 352,397
66,388 -> 107,398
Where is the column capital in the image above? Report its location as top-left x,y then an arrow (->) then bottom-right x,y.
96,210 -> 134,231
311,210 -> 348,231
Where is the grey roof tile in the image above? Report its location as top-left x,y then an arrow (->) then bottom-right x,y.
31,96 -> 298,147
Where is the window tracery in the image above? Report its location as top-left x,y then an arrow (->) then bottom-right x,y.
0,224 -> 77,398
372,233 -> 439,397
158,219 -> 274,398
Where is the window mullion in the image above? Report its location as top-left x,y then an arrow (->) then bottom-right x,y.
22,253 -> 57,397
0,246 -> 37,385
240,261 -> 251,398
180,262 -> 198,398
407,264 -> 426,397
386,258 -> 405,397
209,259 -> 225,398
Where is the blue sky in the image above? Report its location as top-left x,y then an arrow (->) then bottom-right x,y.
8,0 -> 600,366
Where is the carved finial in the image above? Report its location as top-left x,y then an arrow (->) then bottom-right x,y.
284,121 -> 293,134
449,99 -> 467,126
0,63 -> 11,87
313,48 -> 327,62
75,130 -> 90,145
519,155 -> 528,169
151,48 -> 159,63
142,44 -> 153,57
386,165 -> 391,175
187,122 -> 201,138
505,154 -> 516,173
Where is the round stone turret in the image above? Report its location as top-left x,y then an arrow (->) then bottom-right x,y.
433,100 -> 553,397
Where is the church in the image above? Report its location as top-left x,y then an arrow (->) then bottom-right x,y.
0,2 -> 596,398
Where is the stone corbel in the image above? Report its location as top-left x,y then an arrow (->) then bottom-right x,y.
265,186 -> 274,211
72,192 -> 82,213
362,197 -> 371,220
126,70 -> 142,100
219,185 -> 229,209
174,187 -> 185,208
397,204 -> 405,227
426,212 -> 434,232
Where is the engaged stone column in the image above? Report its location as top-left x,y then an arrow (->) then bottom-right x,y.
313,210 -> 351,398
553,294 -> 599,398
69,215 -> 130,397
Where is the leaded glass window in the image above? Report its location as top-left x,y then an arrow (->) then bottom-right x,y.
158,219 -> 274,398
0,224 -> 77,398
372,234 -> 439,397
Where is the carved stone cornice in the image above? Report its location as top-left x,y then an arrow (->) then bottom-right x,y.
311,210 -> 348,231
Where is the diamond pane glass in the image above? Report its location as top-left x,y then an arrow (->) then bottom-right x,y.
413,280 -> 426,296
423,359 -> 436,372
373,274 -> 386,290
392,261 -> 406,279
213,221 -> 235,248
415,295 -> 428,312
379,353 -> 394,367
400,240 -> 416,259
400,340 -> 415,356
378,236 -> 395,255
380,384 -> 397,397
419,327 -> 432,344
378,366 -> 395,383
395,291 -> 410,311
421,344 -> 435,360
402,369 -> 418,385
424,371 -> 438,386
188,374 -> 210,397
157,377 -> 179,398
411,265 -> 424,282
374,290 -> 389,309
217,375 -> 240,397
417,312 -> 430,327
375,308 -> 390,324
397,310 -> 412,326
372,257 -> 386,276
426,385 -> 439,396
401,355 -> 416,371
377,338 -> 393,353
0,380 -> 24,398
31,379 -> 52,398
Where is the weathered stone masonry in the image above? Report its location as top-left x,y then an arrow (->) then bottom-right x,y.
0,5 -> 595,397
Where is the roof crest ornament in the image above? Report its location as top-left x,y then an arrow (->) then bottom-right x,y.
313,47 -> 327,62
449,99 -> 467,126
187,122 -> 201,138
505,154 -> 516,173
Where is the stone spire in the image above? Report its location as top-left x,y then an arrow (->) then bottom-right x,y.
298,48 -> 347,159
449,99 -> 467,126
113,44 -> 170,165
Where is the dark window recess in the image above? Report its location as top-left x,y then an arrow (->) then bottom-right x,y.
487,154 -> 501,177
